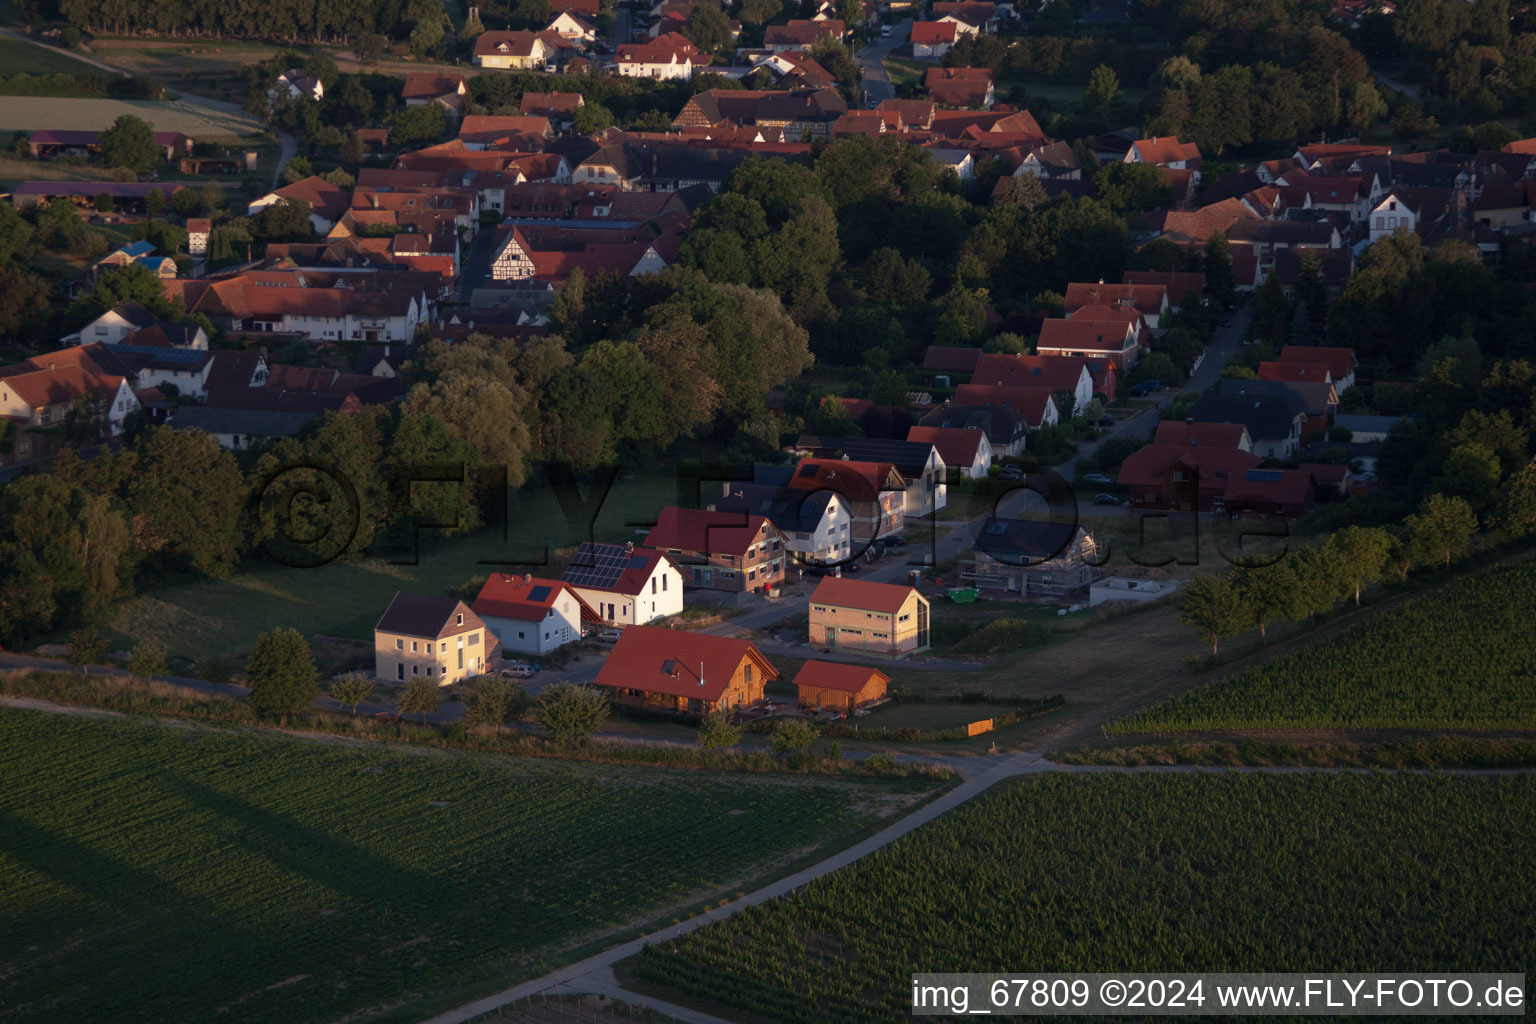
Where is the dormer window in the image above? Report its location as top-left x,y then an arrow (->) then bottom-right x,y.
456,613 -> 463,625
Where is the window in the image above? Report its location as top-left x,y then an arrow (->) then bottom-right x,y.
395,639 -> 404,650
456,613 -> 463,625
744,664 -> 753,682
651,578 -> 657,594
468,633 -> 478,645
899,613 -> 911,623
427,667 -> 434,677
441,642 -> 448,653
544,631 -> 550,640
661,575 -> 667,592
411,640 -> 418,652
412,665 -> 419,675
457,648 -> 463,670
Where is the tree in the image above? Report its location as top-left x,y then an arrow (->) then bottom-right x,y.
409,17 -> 444,56
535,682 -> 609,744
770,718 -> 817,757
1177,572 -> 1247,656
683,3 -> 732,52
1204,232 -> 1237,309
67,626 -> 108,673
1230,563 -> 1304,642
329,672 -> 376,714
253,197 -> 313,242
464,675 -> 530,734
1325,525 -> 1395,606
93,191 -> 114,213
246,628 -> 318,722
1491,458 -> 1536,538
1406,493 -> 1478,568
354,32 -> 387,65
81,262 -> 180,319
390,104 -> 446,147
127,639 -> 167,681
698,709 -> 742,750
1083,64 -> 1121,111
993,173 -> 1046,209
99,115 -> 161,171
123,427 -> 245,576
571,102 -> 614,134
0,265 -> 51,339
396,674 -> 443,725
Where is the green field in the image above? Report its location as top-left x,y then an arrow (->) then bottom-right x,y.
0,37 -> 93,75
0,707 -> 940,1023
636,772 -> 1536,1023
88,473 -> 678,662
0,94 -> 263,138
1111,559 -> 1536,734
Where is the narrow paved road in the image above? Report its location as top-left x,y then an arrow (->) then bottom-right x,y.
0,27 -> 295,186
856,19 -> 911,105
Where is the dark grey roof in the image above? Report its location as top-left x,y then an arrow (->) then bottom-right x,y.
109,302 -> 164,330
375,591 -> 470,638
1225,219 -> 1337,246
975,519 -> 1081,561
801,436 -> 939,476
715,482 -> 835,533
171,405 -> 314,438
1334,414 -> 1405,433
919,404 -> 1026,447
1189,385 -> 1306,442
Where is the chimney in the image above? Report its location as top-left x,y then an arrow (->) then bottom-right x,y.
624,540 -> 634,551
698,661 -> 705,687
524,572 -> 532,583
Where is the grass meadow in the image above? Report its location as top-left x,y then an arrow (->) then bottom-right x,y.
0,37 -> 94,74
84,472 -> 679,663
0,706 -> 939,1023
636,772 -> 1536,1023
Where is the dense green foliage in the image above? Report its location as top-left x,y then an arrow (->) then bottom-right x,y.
0,707 -> 935,1023
638,772 -> 1536,1023
1122,559 -> 1536,732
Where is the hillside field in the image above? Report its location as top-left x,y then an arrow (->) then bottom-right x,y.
1110,559 -> 1536,734
0,708 -> 940,1024
0,94 -> 263,138
636,772 -> 1536,1023
0,37 -> 93,75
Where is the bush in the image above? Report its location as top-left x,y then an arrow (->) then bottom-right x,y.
536,682 -> 610,745
698,709 -> 742,750
770,719 -> 817,756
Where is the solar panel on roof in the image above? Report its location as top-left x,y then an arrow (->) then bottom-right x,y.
105,344 -> 207,364
527,585 -> 551,602
560,542 -> 636,590
1245,469 -> 1285,482
627,555 -> 648,569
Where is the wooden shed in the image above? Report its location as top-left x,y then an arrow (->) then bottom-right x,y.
792,660 -> 890,713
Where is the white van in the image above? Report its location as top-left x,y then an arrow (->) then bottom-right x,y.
880,24 -> 891,36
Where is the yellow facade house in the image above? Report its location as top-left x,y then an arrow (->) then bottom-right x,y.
374,592 -> 495,685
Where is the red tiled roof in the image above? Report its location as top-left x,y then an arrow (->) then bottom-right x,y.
787,458 -> 904,496
1117,445 -> 1261,488
906,425 -> 986,466
472,573 -> 599,623
473,30 -> 549,58
1258,361 -> 1333,384
971,353 -> 1087,392
911,21 -> 959,43
269,175 -> 352,221
0,363 -> 124,409
1065,281 -> 1169,317
644,507 -> 778,557
1130,136 -> 1202,165
791,660 -> 890,693
460,115 -> 552,145
616,32 -> 707,65
402,72 -> 467,100
810,576 -> 919,614
593,625 -> 777,702
764,19 -> 844,45
519,91 -> 584,115
1038,317 -> 1138,354
1122,271 -> 1205,304
953,383 -> 1056,422
1277,345 -> 1355,379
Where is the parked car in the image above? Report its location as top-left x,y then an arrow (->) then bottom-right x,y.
881,23 -> 891,35
596,629 -> 622,643
1129,387 -> 1149,398
1139,380 -> 1162,392
1082,472 -> 1113,485
885,534 -> 907,547
844,559 -> 860,572
500,664 -> 536,680
1221,319 -> 1234,327
1092,493 -> 1125,506
999,464 -> 1024,480
1097,416 -> 1115,427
